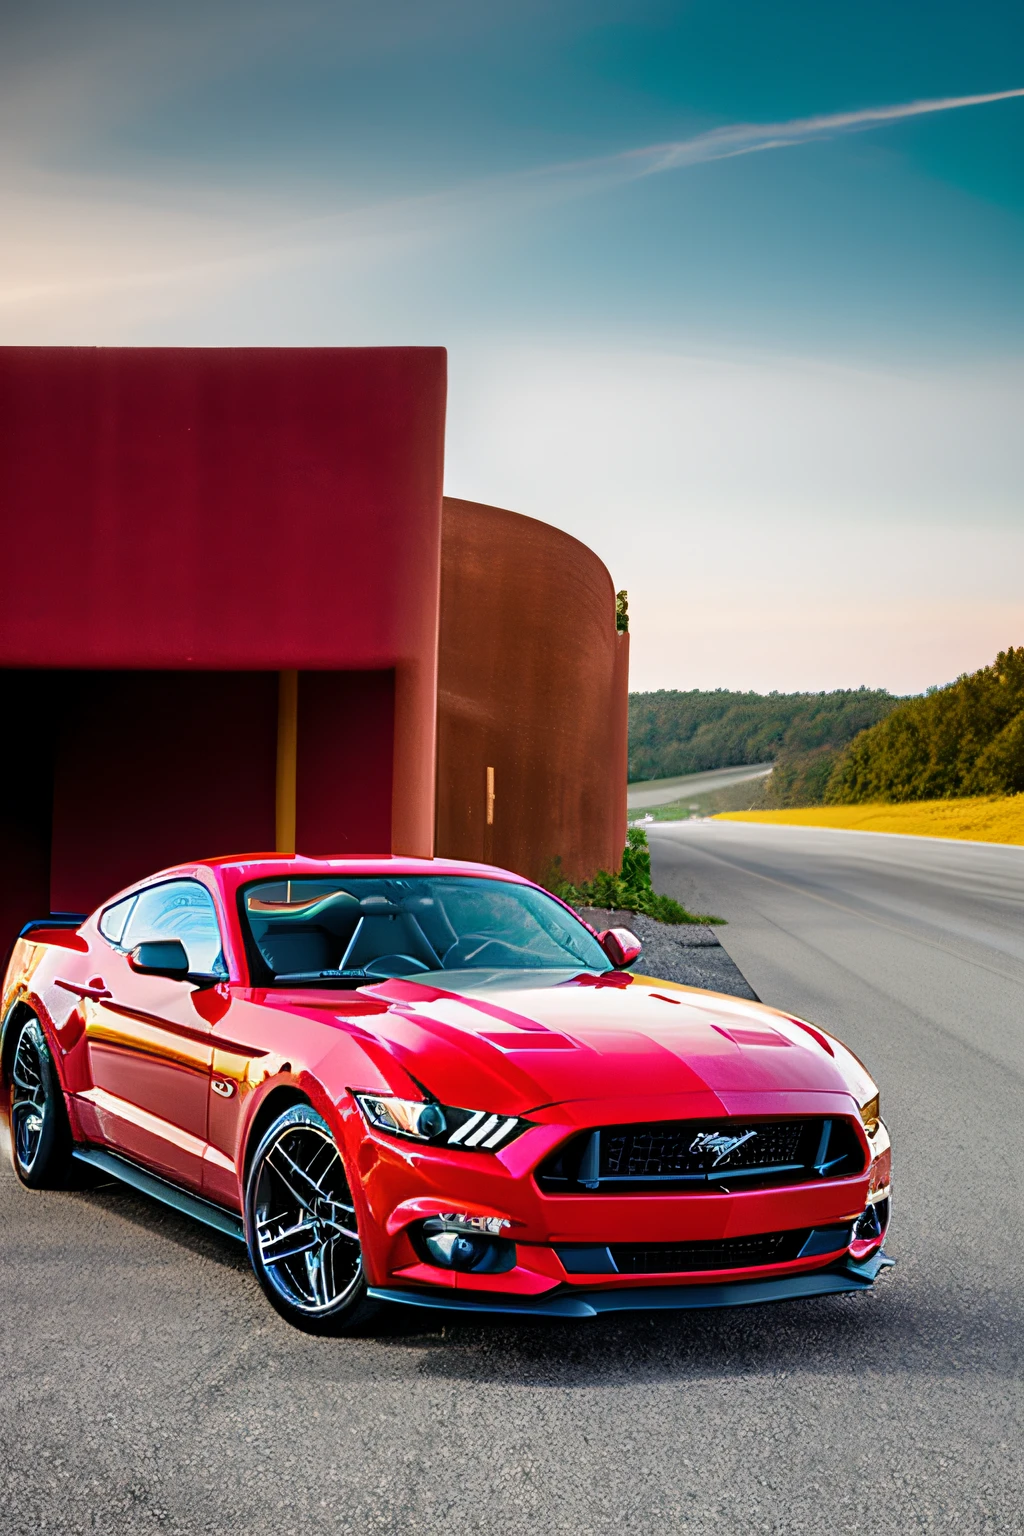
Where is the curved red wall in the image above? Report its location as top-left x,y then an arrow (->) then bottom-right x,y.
435,498 -> 628,887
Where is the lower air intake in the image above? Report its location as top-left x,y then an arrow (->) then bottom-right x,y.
610,1230 -> 810,1273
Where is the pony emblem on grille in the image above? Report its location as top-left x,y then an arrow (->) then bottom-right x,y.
689,1129 -> 758,1166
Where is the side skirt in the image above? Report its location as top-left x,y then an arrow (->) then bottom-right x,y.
73,1146 -> 245,1243
368,1251 -> 895,1320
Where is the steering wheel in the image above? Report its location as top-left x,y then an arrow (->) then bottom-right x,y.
442,935 -> 540,968
362,954 -> 433,979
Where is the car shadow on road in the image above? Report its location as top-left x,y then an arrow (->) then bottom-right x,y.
395,1272 -> 1018,1386
65,1176 -> 253,1271
64,1182 -> 1016,1389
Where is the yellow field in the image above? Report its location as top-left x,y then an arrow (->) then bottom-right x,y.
715,796 -> 1024,846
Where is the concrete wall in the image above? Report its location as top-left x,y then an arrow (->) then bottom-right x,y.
435,497 -> 628,887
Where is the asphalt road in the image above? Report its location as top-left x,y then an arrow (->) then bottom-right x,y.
3,822 -> 1022,1535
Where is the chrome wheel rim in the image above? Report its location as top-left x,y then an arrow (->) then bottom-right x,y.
11,1021 -> 48,1175
252,1122 -> 362,1315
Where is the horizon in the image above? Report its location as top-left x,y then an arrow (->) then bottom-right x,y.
3,1 -> 1022,694
627,645 -> 1020,700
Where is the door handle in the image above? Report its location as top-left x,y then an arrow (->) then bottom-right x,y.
55,977 -> 112,1001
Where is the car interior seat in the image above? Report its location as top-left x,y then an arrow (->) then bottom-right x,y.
340,912 -> 441,972
257,924 -> 336,976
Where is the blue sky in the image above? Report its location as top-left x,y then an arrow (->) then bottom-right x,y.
3,0 -> 1023,692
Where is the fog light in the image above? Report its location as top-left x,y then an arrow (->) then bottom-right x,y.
852,1195 -> 890,1256
853,1203 -> 884,1243
418,1217 -> 516,1274
423,1229 -> 485,1271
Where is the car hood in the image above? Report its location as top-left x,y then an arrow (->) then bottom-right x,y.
353,969 -> 867,1115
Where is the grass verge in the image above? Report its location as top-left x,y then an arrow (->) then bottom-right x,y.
715,795 -> 1024,845
552,827 -> 724,924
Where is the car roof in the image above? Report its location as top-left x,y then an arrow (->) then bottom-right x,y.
167,853 -> 537,895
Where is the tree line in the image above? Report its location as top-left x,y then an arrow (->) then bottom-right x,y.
826,646 -> 1024,803
629,647 -> 1024,807
628,687 -> 899,805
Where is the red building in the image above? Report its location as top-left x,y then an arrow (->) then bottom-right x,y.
0,347 -> 627,953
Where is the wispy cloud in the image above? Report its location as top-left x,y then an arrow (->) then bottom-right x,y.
3,85 -> 1023,331
554,87 -> 1024,182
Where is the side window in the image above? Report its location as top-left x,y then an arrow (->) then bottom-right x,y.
99,895 -> 137,946
122,881 -> 226,976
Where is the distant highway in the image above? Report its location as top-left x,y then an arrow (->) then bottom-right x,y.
627,761 -> 773,809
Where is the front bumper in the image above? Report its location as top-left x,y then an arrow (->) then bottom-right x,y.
369,1248 -> 895,1318
349,1097 -> 893,1305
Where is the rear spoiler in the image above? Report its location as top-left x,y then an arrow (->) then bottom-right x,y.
18,913 -> 87,940
2,914 -> 89,993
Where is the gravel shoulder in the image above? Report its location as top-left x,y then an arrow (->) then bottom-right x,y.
576,907 -> 759,1000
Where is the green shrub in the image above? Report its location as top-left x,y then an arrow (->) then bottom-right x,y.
551,827 -> 722,925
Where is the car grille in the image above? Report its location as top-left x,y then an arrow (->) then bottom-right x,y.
536,1116 -> 865,1193
610,1230 -> 808,1273
606,1120 -> 805,1177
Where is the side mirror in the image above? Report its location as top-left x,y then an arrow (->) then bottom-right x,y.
598,927 -> 643,969
128,939 -> 191,981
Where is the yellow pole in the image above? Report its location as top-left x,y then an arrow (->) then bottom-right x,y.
276,670 -> 298,853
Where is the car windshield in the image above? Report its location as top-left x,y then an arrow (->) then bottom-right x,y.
240,875 -> 609,986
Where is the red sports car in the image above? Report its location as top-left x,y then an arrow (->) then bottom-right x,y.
1,854 -> 892,1332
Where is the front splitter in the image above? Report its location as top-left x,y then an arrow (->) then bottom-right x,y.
368,1250 -> 894,1319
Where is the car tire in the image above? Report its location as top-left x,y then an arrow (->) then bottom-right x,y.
8,1013 -> 74,1189
244,1103 -> 382,1334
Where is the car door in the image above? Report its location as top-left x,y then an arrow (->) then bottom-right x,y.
80,879 -> 226,1191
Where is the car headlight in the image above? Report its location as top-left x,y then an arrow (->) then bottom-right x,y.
354,1093 -> 530,1152
859,1092 -> 881,1136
